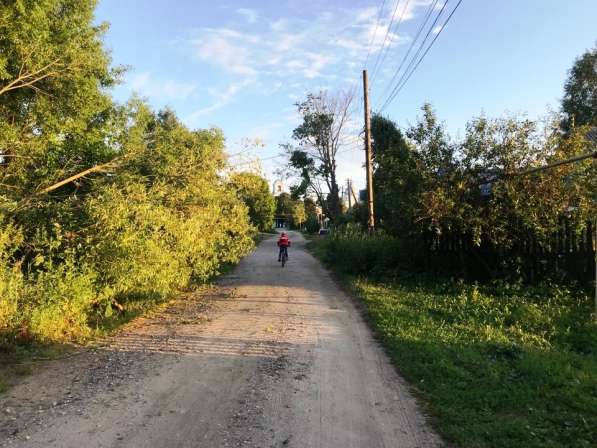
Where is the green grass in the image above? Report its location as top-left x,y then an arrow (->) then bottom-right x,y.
308,239 -> 597,447
348,278 -> 596,447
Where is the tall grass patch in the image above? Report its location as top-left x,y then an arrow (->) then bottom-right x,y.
309,234 -> 596,447
352,277 -> 595,447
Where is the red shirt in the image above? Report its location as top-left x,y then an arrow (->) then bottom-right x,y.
277,236 -> 291,247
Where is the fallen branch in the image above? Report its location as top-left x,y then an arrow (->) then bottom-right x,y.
35,158 -> 121,196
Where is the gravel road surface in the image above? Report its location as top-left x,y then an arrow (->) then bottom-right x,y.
0,231 -> 441,447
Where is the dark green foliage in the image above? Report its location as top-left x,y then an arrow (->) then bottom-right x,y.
275,192 -> 294,219
275,192 -> 308,229
369,101 -> 596,283
304,197 -> 318,219
314,224 -> 407,276
305,217 -> 320,234
371,114 -> 422,235
561,45 -> 597,132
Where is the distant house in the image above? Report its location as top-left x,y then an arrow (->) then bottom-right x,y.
272,179 -> 285,197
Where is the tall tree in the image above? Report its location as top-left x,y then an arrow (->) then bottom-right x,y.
0,0 -> 122,205
229,172 -> 275,232
286,91 -> 352,221
371,114 -> 421,235
291,201 -> 306,229
407,103 -> 457,233
561,45 -> 597,133
304,197 -> 319,219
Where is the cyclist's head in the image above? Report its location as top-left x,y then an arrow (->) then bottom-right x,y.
281,232 -> 286,237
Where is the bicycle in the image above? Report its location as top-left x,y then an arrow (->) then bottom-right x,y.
280,249 -> 288,267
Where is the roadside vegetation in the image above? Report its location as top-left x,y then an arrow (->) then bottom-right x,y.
0,0 -> 272,376
303,45 -> 596,447
311,231 -> 596,447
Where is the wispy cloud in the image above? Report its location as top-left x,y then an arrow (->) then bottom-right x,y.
192,29 -> 258,76
236,8 -> 258,24
128,72 -> 197,100
191,1 -> 436,78
187,78 -> 254,120
183,1 -> 437,118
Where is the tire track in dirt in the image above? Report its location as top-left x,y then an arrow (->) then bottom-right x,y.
1,231 -> 441,447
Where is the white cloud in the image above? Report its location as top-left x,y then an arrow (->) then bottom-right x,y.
303,52 -> 333,79
193,35 -> 256,75
355,6 -> 378,23
128,72 -> 197,100
162,80 -> 197,99
236,8 -> 258,24
270,18 -> 288,32
188,78 -> 254,119
184,1 -> 435,114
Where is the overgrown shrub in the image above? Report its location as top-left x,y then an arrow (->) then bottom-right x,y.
0,221 -> 24,336
26,260 -> 96,342
318,224 -> 405,275
305,217 -> 320,234
0,2 -> 257,346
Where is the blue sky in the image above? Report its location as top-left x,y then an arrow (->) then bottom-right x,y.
95,0 -> 597,191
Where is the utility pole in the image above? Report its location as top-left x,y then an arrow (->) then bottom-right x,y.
363,69 -> 375,233
346,179 -> 352,209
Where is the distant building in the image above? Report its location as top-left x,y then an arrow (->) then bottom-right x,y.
272,179 -> 285,197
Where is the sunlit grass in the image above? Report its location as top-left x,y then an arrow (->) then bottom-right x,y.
351,277 -> 596,448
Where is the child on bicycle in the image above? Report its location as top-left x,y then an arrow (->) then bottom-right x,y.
277,232 -> 291,262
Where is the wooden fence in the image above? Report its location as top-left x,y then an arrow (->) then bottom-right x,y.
425,220 -> 596,283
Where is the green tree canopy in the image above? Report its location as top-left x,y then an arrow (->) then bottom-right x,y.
275,192 -> 294,218
304,197 -> 319,219
371,113 -> 420,234
291,201 -> 306,228
0,2 -> 256,344
0,0 -> 122,204
286,92 -> 352,221
229,172 -> 275,232
561,45 -> 597,132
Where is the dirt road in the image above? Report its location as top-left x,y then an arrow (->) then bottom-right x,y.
0,231 -> 441,447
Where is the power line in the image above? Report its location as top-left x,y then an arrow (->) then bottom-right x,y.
229,154 -> 286,168
378,0 -> 449,112
363,0 -> 388,70
369,0 -> 402,83
379,0 -> 463,112
371,0 -> 413,87
374,0 -> 439,108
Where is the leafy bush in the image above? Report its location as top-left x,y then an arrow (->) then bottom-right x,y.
305,217 -> 320,234
0,104 -> 255,344
26,261 -> 96,342
0,2 -> 256,347
317,224 -> 407,275
0,221 -> 24,336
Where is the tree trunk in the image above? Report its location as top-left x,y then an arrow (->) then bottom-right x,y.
328,167 -> 341,221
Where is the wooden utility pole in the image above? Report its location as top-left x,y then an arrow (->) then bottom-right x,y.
363,70 -> 375,232
346,179 -> 352,209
